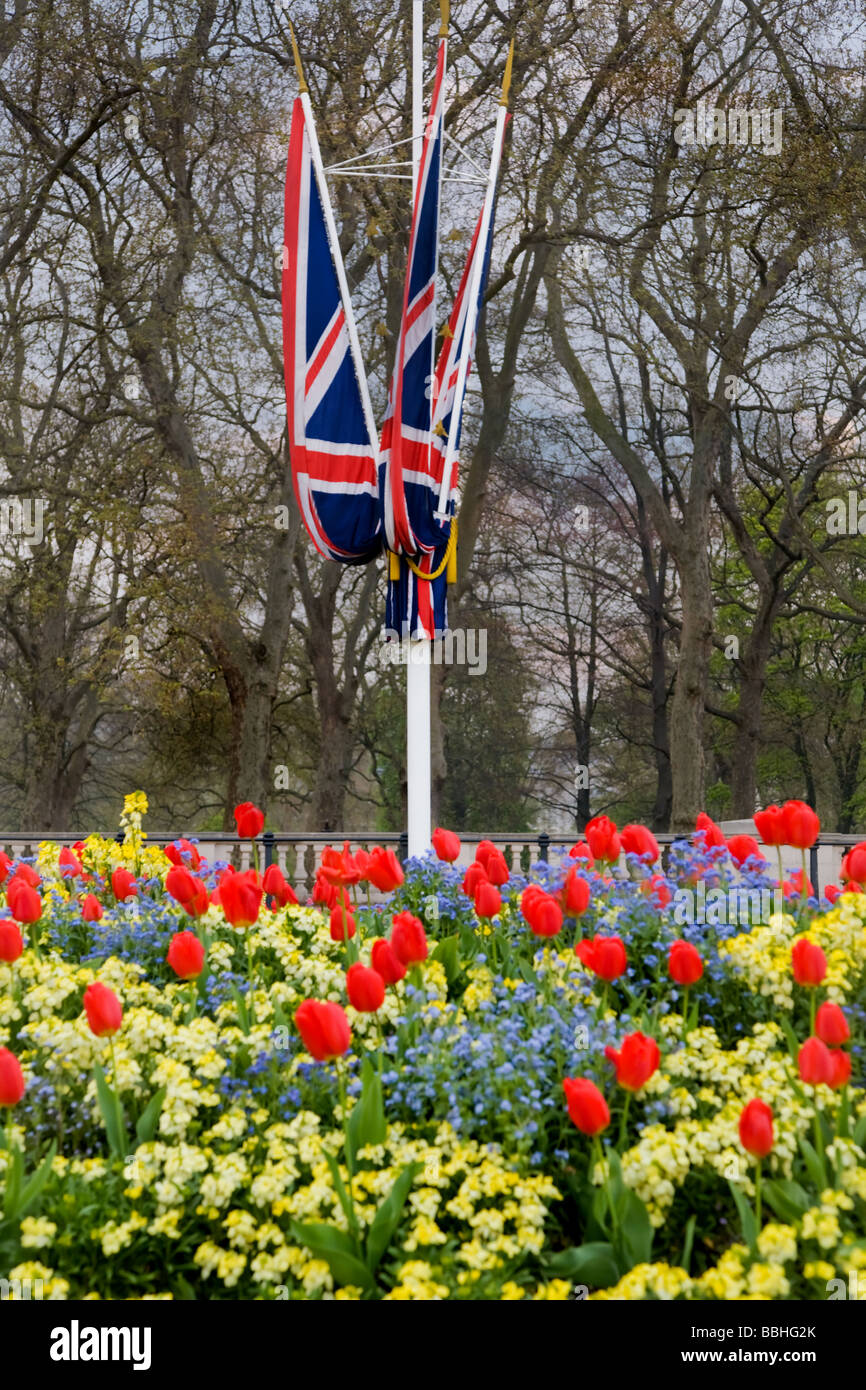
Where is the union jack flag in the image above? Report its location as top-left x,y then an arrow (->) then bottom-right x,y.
283,95 -> 382,564
379,37 -> 446,560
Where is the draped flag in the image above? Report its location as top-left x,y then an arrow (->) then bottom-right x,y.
283,93 -> 382,565
380,34 -> 446,563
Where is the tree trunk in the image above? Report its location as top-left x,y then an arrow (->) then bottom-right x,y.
669,543 -> 714,832
729,606 -> 778,818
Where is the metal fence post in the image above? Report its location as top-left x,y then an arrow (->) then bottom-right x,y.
263,830 -> 275,872
810,842 -> 819,899
537,832 -> 550,863
399,830 -> 409,864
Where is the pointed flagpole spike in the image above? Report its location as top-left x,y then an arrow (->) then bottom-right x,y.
500,37 -> 515,107
288,20 -> 309,94
439,0 -> 449,37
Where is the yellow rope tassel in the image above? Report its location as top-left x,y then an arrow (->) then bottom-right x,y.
447,519 -> 457,583
389,550 -> 401,580
398,519 -> 458,583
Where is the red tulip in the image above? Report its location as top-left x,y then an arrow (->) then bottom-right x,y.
8,882 -> 41,923
584,815 -> 621,863
568,841 -> 595,867
784,868 -> 814,900
522,888 -> 563,937
563,1077 -> 610,1136
727,834 -> 762,868
312,873 -> 338,910
166,864 -> 199,907
474,881 -> 502,920
83,981 -> 123,1037
183,878 -> 210,918
815,1001 -> 850,1046
219,869 -> 263,929
604,1031 -> 660,1092
9,862 -> 39,887
561,867 -> 590,916
824,884 -> 842,904
798,1036 -> 834,1086
483,848 -> 510,886
739,1098 -> 774,1158
294,999 -> 351,1061
643,873 -> 672,909
233,802 -> 265,839
165,838 -> 203,870
0,1048 -> 25,1107
474,840 -> 499,874
346,961 -> 385,1013
167,930 -> 205,980
828,1049 -> 852,1090
695,812 -> 726,849
262,863 -> 298,907
59,846 -> 83,878
620,823 -> 659,863
668,939 -> 703,986
575,934 -> 627,981
111,866 -> 137,902
390,911 -> 428,966
0,851 -> 11,885
352,848 -> 372,882
371,937 -> 407,985
80,894 -> 103,922
366,846 -> 404,893
319,842 -> 361,888
329,905 -> 356,941
791,938 -> 826,986
780,800 -> 820,849
0,921 -> 24,962
432,827 -> 461,863
753,805 -> 785,847
462,862 -> 489,896
841,843 -> 866,883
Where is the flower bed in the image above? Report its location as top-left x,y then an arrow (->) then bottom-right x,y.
0,796 -> 864,1300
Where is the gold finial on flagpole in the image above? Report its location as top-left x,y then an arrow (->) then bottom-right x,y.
500,37 -> 515,107
439,0 -> 450,38
288,20 -> 309,94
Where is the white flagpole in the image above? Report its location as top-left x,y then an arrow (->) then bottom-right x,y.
434,39 -> 513,519
289,26 -> 380,460
406,0 -> 436,860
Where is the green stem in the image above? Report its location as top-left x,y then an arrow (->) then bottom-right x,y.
682,986 -> 690,1044
754,1157 -> 762,1231
809,989 -> 817,1035
776,846 -> 784,892
251,840 -> 260,877
593,1136 -> 618,1241
30,917 -> 42,961
246,931 -> 256,1026
108,1036 -> 127,1159
619,1091 -> 631,1147
336,1058 -> 360,1238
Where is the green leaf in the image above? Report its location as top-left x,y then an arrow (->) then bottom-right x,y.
135,1087 -> 167,1145
290,1220 -> 373,1290
346,1056 -> 386,1167
617,1188 -> 653,1269
17,1142 -> 57,1219
728,1179 -> 757,1253
366,1161 -> 420,1272
545,1241 -> 619,1287
762,1179 -> 810,1224
799,1136 -> 827,1190
2,1143 -> 22,1219
93,1063 -> 127,1158
229,984 -> 250,1035
432,934 -> 460,990
323,1150 -> 357,1234
779,1017 -> 802,1066
853,1113 -> 866,1149
680,1214 -> 697,1274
